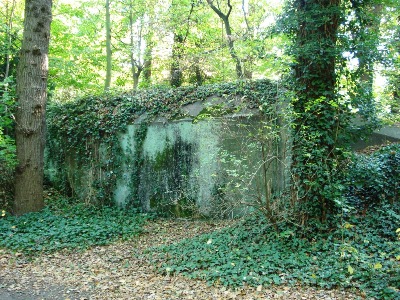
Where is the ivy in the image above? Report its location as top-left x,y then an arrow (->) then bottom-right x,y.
276,0 -> 384,224
148,202 -> 400,299
46,79 -> 279,206
346,144 -> 400,211
0,196 -> 148,254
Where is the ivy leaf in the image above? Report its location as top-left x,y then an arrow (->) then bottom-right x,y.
347,265 -> 354,275
373,263 -> 382,270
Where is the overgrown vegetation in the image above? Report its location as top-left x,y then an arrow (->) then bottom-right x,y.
275,0 -> 395,224
0,76 -> 16,211
46,80 -> 278,207
149,205 -> 399,299
346,144 -> 400,212
0,196 -> 148,254
147,144 -> 400,299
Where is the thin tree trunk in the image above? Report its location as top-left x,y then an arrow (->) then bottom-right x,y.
104,0 -> 112,91
170,33 -> 184,87
14,0 -> 52,215
128,1 -> 143,90
142,31 -> 153,86
206,0 -> 243,79
4,0 -> 16,79
142,43 -> 152,85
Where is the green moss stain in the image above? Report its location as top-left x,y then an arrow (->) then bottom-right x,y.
146,136 -> 197,217
129,122 -> 148,209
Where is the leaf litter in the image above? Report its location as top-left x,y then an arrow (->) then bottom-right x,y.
0,219 -> 362,299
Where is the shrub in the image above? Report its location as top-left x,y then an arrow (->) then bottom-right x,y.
0,77 -> 17,211
346,143 -> 400,212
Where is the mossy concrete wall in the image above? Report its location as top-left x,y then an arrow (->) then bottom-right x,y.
46,98 -> 290,217
111,111 -> 290,217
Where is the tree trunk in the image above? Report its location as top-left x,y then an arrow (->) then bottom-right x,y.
104,0 -> 112,91
14,0 -> 52,215
132,70 -> 141,90
206,0 -> 243,79
291,0 -> 341,222
169,0 -> 195,87
170,33 -> 184,87
142,37 -> 153,86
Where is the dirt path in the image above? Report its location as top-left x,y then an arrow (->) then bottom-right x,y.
0,219 -> 361,300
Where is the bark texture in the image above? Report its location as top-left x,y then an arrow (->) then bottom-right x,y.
14,0 -> 52,215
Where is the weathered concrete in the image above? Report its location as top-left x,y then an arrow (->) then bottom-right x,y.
113,112 -> 289,217
353,125 -> 400,150
46,96 -> 289,217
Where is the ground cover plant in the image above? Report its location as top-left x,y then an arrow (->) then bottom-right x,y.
0,197 -> 148,254
148,144 -> 400,300
149,202 -> 400,299
347,143 -> 400,211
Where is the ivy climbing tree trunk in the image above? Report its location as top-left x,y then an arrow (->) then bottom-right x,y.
14,0 -> 52,215
142,36 -> 153,87
291,0 -> 343,223
169,0 -> 194,87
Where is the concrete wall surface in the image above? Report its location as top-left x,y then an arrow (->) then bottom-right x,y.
46,100 -> 290,217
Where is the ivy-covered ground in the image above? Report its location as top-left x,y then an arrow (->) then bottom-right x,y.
1,199 -> 399,299
148,204 -> 400,300
1,218 -> 362,300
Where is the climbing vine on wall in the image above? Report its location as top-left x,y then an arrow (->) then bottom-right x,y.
46,79 -> 279,206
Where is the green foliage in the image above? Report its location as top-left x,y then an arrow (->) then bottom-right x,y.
382,4 -> 400,124
346,144 -> 400,211
46,79 -> 278,207
276,0 -> 387,223
50,0 -> 108,98
0,197 -> 148,254
0,76 -> 16,164
149,203 -> 400,299
0,76 -> 17,210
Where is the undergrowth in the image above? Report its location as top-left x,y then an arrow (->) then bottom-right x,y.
149,203 -> 400,299
0,197 -> 148,254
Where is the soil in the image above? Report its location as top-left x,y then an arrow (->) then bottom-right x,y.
0,219 -> 362,300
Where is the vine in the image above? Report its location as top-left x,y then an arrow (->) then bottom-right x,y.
277,0 -> 384,224
46,79 -> 279,207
